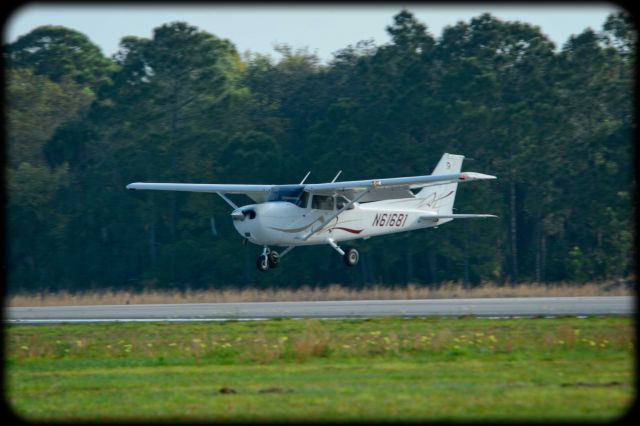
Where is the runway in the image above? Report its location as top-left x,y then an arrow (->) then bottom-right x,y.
5,296 -> 633,324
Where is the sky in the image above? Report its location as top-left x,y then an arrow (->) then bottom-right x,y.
4,3 -> 622,63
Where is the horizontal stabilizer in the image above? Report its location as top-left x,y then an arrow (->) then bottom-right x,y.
419,214 -> 498,221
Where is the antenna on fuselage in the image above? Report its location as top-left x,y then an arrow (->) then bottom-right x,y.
299,171 -> 311,184
331,170 -> 342,183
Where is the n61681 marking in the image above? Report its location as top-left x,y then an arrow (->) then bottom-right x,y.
372,213 -> 408,227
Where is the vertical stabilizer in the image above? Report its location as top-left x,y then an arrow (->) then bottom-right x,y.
416,153 -> 465,214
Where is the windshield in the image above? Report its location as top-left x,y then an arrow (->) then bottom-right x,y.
267,185 -> 306,206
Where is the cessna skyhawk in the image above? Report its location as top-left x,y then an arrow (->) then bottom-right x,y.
127,153 -> 497,271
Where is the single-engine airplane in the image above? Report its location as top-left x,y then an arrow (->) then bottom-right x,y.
127,153 -> 497,271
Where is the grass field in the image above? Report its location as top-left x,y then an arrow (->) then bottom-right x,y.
5,316 -> 635,421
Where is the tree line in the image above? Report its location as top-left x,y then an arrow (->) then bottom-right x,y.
5,10 -> 635,293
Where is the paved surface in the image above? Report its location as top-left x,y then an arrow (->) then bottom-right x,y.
5,296 -> 633,323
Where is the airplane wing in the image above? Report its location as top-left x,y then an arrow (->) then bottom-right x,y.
126,172 -> 496,204
304,172 -> 496,201
126,183 -> 273,203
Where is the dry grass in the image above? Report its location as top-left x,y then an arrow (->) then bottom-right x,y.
292,321 -> 331,362
6,280 -> 634,307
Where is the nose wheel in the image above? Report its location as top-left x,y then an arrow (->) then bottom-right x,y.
256,247 -> 279,272
257,254 -> 269,272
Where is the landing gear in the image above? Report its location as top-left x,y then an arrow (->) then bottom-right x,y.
326,238 -> 359,267
268,250 -> 279,268
257,254 -> 269,272
343,248 -> 359,267
256,247 -> 279,272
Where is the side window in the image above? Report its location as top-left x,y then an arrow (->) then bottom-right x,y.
335,196 -> 350,210
312,195 -> 334,210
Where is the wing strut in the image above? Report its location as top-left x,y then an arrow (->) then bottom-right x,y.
299,187 -> 372,241
299,171 -> 311,184
216,192 -> 238,209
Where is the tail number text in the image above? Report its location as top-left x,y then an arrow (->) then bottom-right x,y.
372,213 -> 408,228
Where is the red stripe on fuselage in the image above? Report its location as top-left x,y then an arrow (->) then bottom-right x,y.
332,227 -> 363,234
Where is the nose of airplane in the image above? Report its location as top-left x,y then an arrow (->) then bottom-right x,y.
231,207 -> 257,221
231,209 -> 246,221
231,206 -> 259,242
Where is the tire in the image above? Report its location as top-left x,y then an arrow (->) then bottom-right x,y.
257,254 -> 269,272
268,250 -> 279,268
343,248 -> 359,267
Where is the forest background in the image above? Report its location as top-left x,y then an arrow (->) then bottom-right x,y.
4,10 -> 635,294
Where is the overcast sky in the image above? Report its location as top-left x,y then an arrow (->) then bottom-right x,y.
4,3 -> 621,62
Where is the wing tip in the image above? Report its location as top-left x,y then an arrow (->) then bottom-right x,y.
460,172 -> 497,181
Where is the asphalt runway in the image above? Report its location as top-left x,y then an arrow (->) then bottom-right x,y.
5,296 -> 633,324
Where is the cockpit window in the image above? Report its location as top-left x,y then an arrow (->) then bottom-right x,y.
312,195 -> 334,210
266,185 -> 306,206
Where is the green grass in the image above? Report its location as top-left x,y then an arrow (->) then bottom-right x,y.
5,316 -> 635,421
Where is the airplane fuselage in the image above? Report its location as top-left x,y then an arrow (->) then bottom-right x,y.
231,198 -> 451,247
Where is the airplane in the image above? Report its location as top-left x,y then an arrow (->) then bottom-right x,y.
126,153 -> 497,272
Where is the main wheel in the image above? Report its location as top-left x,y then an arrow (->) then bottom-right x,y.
343,248 -> 359,267
257,254 -> 269,272
268,250 -> 279,268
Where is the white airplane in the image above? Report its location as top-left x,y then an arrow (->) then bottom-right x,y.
127,153 -> 497,271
